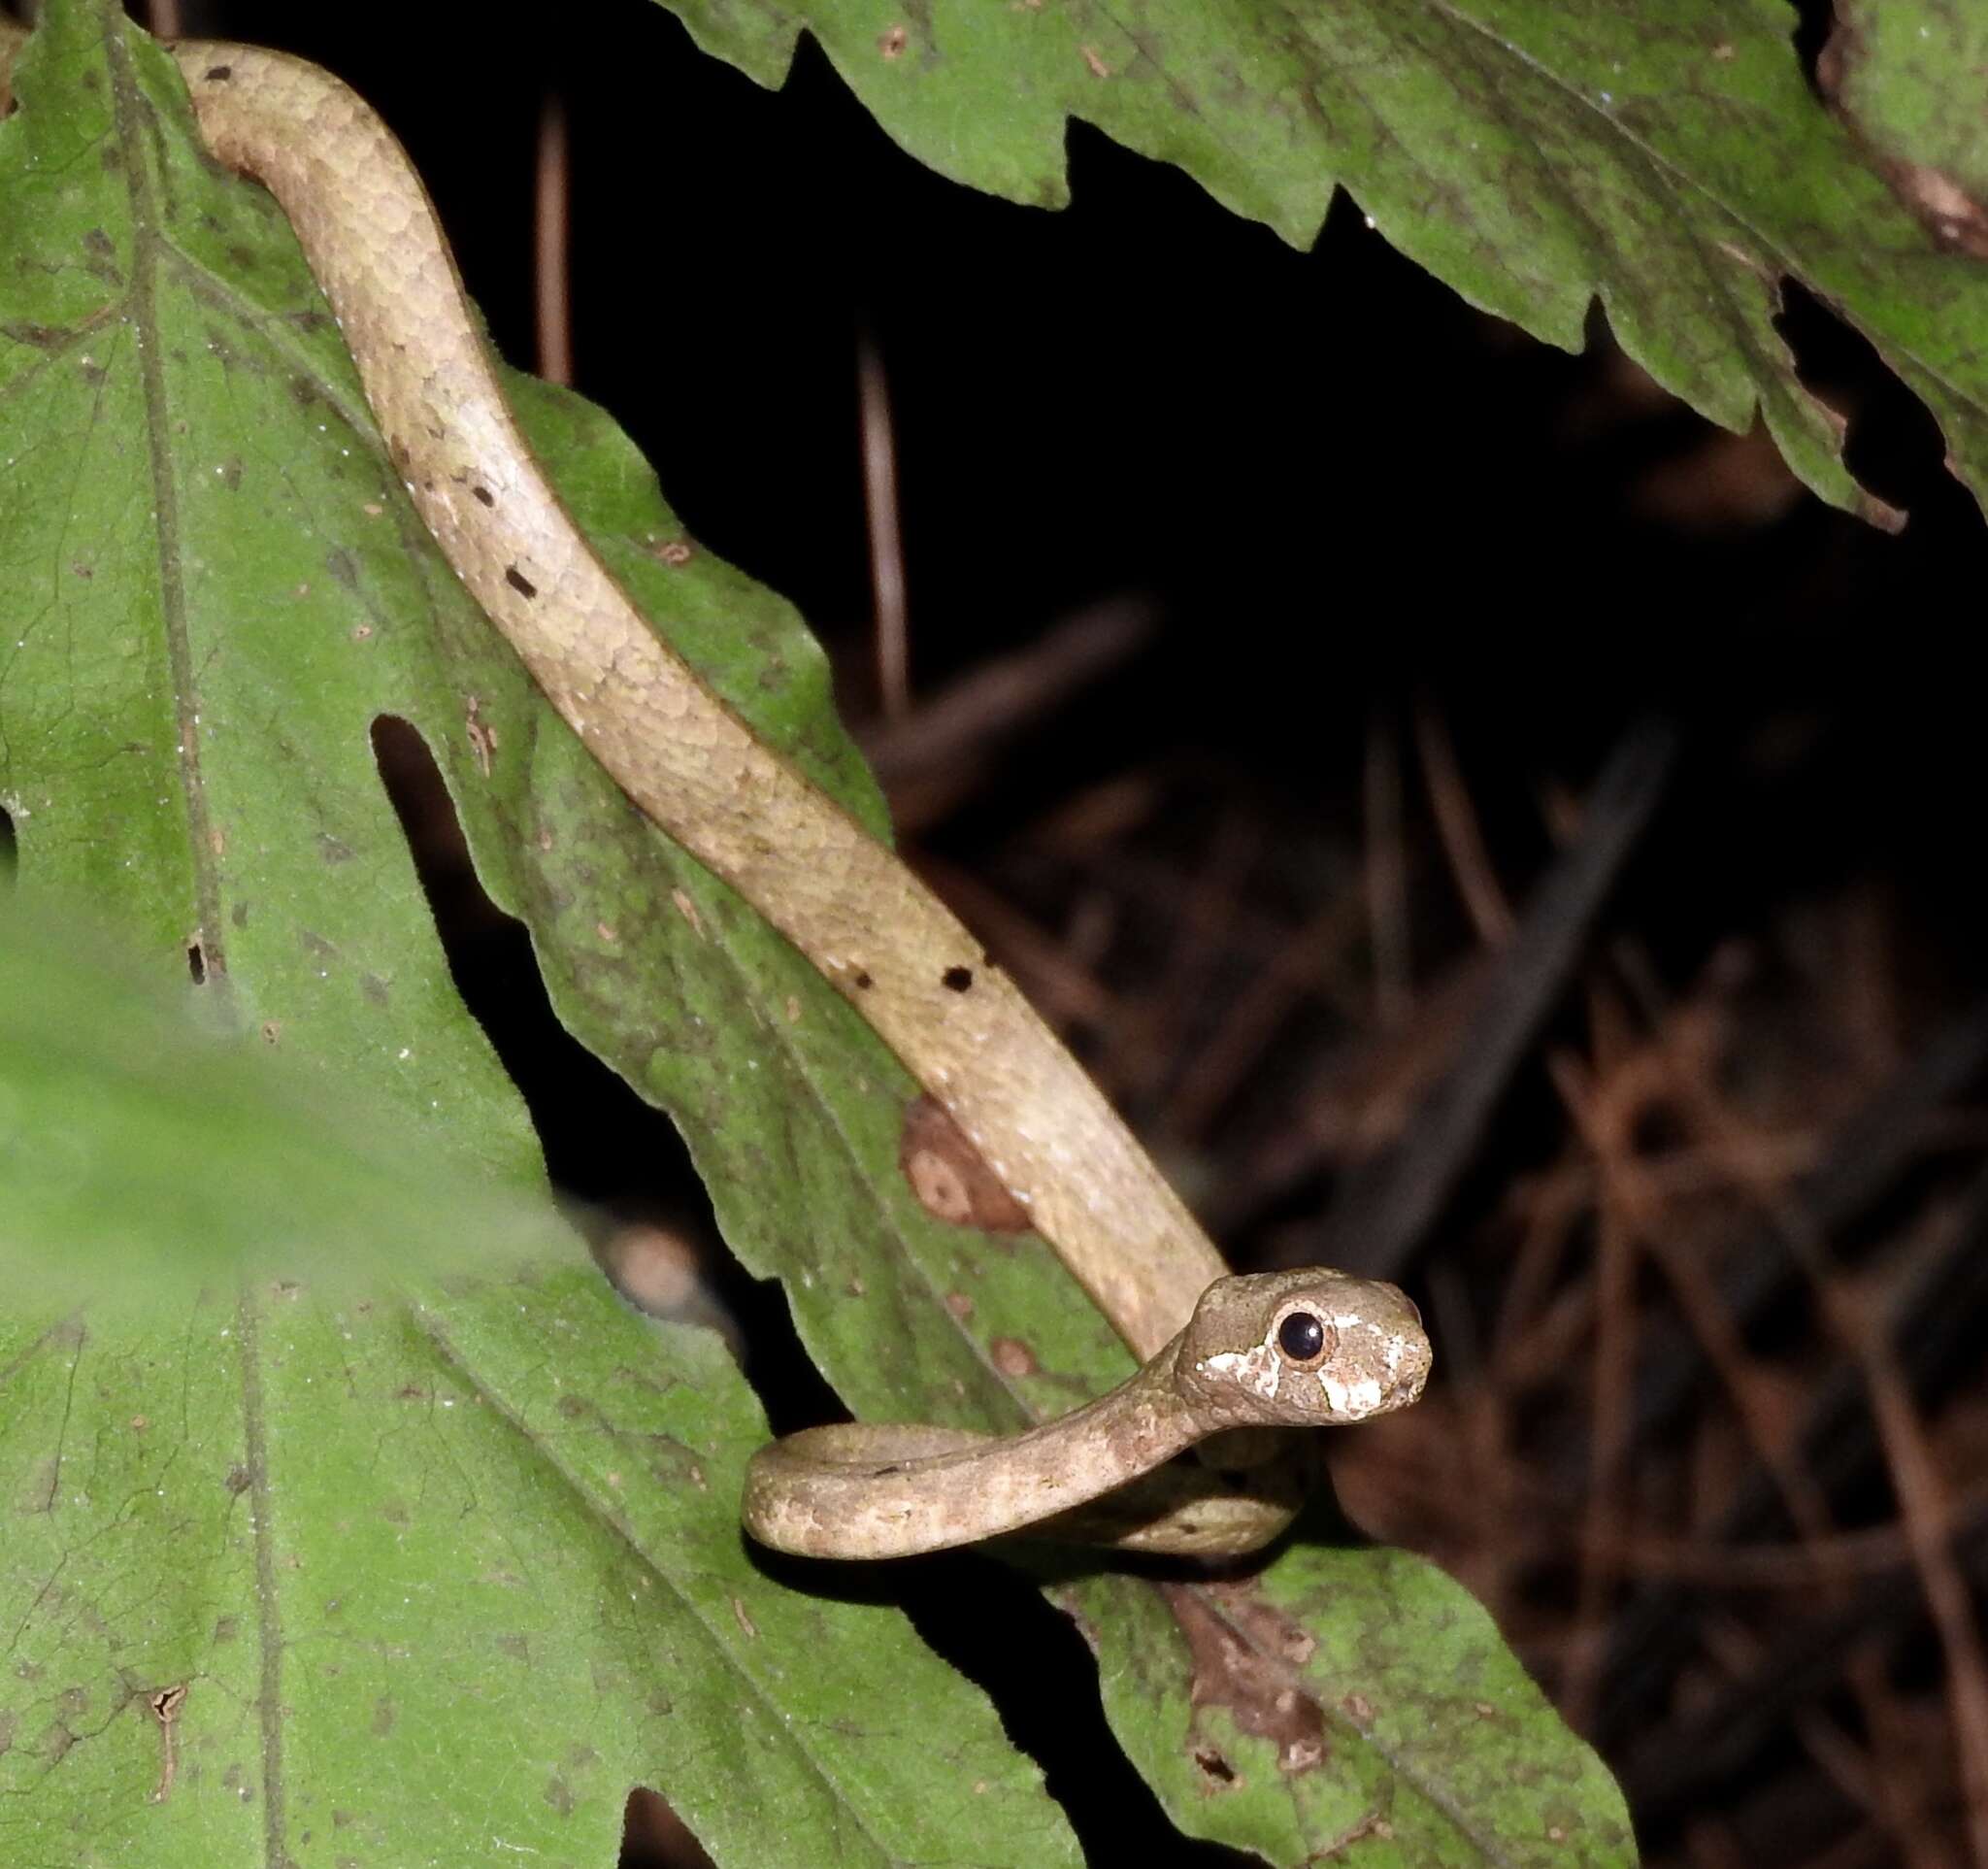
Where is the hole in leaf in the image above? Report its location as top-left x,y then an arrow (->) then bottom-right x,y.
1784,0 -> 1833,93
185,940 -> 207,985
0,802 -> 15,884
1773,277 -> 1985,531
1194,1747 -> 1236,1784
619,1786 -> 715,1868
364,714 -> 797,1379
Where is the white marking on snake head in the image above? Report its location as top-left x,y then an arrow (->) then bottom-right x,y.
1318,1371 -> 1385,1418
1202,1344 -> 1282,1403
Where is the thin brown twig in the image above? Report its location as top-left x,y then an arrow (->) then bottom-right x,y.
1644,1014 -> 1971,1862
1362,1423 -> 1988,1585
1819,1280 -> 1988,1867
1662,1037 -> 1988,1862
857,332 -> 909,718
1127,807 -> 1260,1107
1414,697 -> 1516,944
862,600 -> 1153,829
1161,884 -> 1369,1141
1697,1616 -> 1894,1840
1561,1026 -> 1640,1728
534,93 -> 572,387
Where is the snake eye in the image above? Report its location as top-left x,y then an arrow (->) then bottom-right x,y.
1275,1307 -> 1332,1366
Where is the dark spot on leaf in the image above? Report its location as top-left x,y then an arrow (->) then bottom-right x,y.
556,1393 -> 587,1419
231,901 -> 249,928
545,1774 -> 577,1817
506,565 -> 538,598
1163,1583 -> 1328,1779
990,1336 -> 1038,1378
223,1465 -> 251,1496
186,941 -> 207,985
212,1615 -> 239,1643
324,546 -> 359,589
288,375 -> 316,407
854,969 -> 874,989
218,458 -> 243,491
80,228 -> 117,281
372,1696 -> 395,1736
0,322 -> 64,349
472,484 -> 494,506
360,972 -> 390,1007
1193,1748 -> 1235,1784
496,1634 -> 531,1660
942,965 -> 974,991
317,833 -> 354,864
204,64 -> 234,82
899,1095 -> 1031,1232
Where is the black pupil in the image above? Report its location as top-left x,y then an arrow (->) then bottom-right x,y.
1277,1311 -> 1326,1361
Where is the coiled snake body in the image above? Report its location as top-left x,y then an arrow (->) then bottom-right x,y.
0,19 -> 1431,1560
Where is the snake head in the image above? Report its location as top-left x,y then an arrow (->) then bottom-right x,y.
1175,1268 -> 1432,1430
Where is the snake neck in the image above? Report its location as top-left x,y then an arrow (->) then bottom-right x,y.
742,1344 -> 1207,1558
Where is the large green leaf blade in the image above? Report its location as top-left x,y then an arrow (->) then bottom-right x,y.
1,4 -> 1631,1861
659,0 -> 1988,525
0,902 -> 1082,1867
1074,1547 -> 1634,1865
0,9 -> 1081,1862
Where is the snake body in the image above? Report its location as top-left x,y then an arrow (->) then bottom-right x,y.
0,20 -> 1431,1558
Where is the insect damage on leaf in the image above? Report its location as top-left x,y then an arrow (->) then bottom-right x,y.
1162,1583 -> 1331,1784
899,1094 -> 1031,1232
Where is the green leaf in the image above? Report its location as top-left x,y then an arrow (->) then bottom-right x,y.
659,0 -> 1988,525
0,11 -> 1078,1861
1,5 -> 1632,1862
1073,1543 -> 1635,1865
0,904 -> 561,1298
1823,2 -> 1988,218
0,916 -> 1078,1866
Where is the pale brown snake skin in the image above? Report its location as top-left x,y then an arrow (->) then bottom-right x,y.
0,21 -> 1431,1559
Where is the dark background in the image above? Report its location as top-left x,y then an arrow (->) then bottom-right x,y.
50,2 -> 1988,1862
